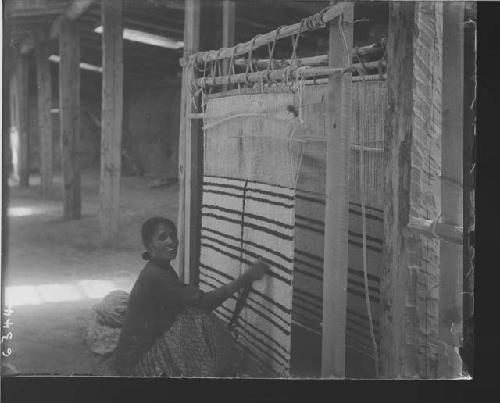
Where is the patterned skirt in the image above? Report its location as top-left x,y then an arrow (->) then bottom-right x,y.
132,307 -> 240,377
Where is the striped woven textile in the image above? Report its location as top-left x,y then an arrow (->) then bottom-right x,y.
199,176 -> 295,377
293,189 -> 383,364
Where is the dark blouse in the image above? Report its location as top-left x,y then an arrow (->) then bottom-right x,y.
114,259 -> 230,375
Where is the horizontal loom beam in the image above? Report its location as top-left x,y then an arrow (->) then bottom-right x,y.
180,1 -> 350,66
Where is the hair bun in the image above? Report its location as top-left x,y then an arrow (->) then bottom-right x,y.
142,251 -> 151,261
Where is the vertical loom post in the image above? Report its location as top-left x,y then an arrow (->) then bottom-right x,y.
381,3 -> 443,378
59,18 -> 81,219
177,0 -> 200,283
9,54 -> 30,187
222,0 -> 235,89
462,4 -> 476,375
35,28 -> 54,198
321,3 -> 353,378
438,2 -> 464,377
100,0 -> 124,244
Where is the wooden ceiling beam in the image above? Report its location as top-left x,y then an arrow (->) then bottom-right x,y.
19,0 -> 97,54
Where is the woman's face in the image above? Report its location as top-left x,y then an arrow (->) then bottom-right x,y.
149,223 -> 178,261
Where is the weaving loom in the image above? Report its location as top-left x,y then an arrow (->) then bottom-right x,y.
197,79 -> 387,377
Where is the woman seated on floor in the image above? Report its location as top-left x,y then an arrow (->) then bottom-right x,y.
113,216 -> 269,377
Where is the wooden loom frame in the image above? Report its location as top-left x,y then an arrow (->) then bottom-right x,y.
177,0 -> 354,378
176,1 -> 464,378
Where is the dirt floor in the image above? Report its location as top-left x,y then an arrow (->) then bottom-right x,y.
2,169 -> 179,376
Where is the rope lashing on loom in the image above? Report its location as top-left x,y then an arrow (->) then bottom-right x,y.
354,46 -> 380,377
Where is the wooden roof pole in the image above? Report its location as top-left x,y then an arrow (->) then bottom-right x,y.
99,0 -> 124,244
59,17 -> 81,219
35,27 -> 54,198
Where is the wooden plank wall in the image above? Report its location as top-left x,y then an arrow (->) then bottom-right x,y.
381,2 -> 443,378
438,2 -> 464,378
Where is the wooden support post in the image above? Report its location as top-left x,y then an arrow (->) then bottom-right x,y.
177,0 -> 200,283
381,2 -> 443,378
59,18 -> 81,219
222,0 -> 235,87
9,55 -> 30,187
35,29 -> 54,198
462,4 -> 476,376
438,2 -> 464,378
99,0 -> 124,244
321,2 -> 353,378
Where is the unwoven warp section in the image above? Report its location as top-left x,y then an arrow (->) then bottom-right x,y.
199,89 -> 301,377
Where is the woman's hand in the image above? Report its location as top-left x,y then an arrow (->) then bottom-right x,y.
245,260 -> 270,282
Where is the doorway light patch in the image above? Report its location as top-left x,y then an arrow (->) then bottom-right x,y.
48,55 -> 103,73
94,26 -> 184,49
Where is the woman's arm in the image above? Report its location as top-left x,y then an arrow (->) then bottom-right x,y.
150,261 -> 269,311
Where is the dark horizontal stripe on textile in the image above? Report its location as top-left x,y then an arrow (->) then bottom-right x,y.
348,230 -> 384,245
203,181 -> 245,193
202,227 -> 294,264
211,305 -> 284,376
348,239 -> 383,253
244,221 -> 294,242
203,204 -> 295,232
347,267 -> 381,283
292,299 -> 322,319
246,194 -> 294,209
346,324 -> 381,344
295,257 -> 323,273
199,271 -> 291,327
200,262 -> 292,315
294,287 -> 322,302
201,234 -> 292,276
203,188 -> 245,200
295,192 -> 325,205
292,293 -> 322,311
348,209 -> 384,223
295,267 -> 322,281
292,311 -> 322,333
347,287 -> 381,304
295,221 -> 324,235
347,277 -> 381,295
233,322 -> 289,370
202,212 -> 242,226
294,248 -> 324,264
347,308 -> 380,326
200,268 -> 291,335
201,242 -> 292,286
246,187 -> 295,202
349,201 -> 384,214
295,214 -> 325,228
216,304 -> 290,364
346,313 -> 381,335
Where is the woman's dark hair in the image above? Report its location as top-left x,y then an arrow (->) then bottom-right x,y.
141,217 -> 176,260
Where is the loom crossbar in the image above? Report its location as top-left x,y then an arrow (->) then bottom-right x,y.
196,66 -> 345,87
181,1 -> 350,66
